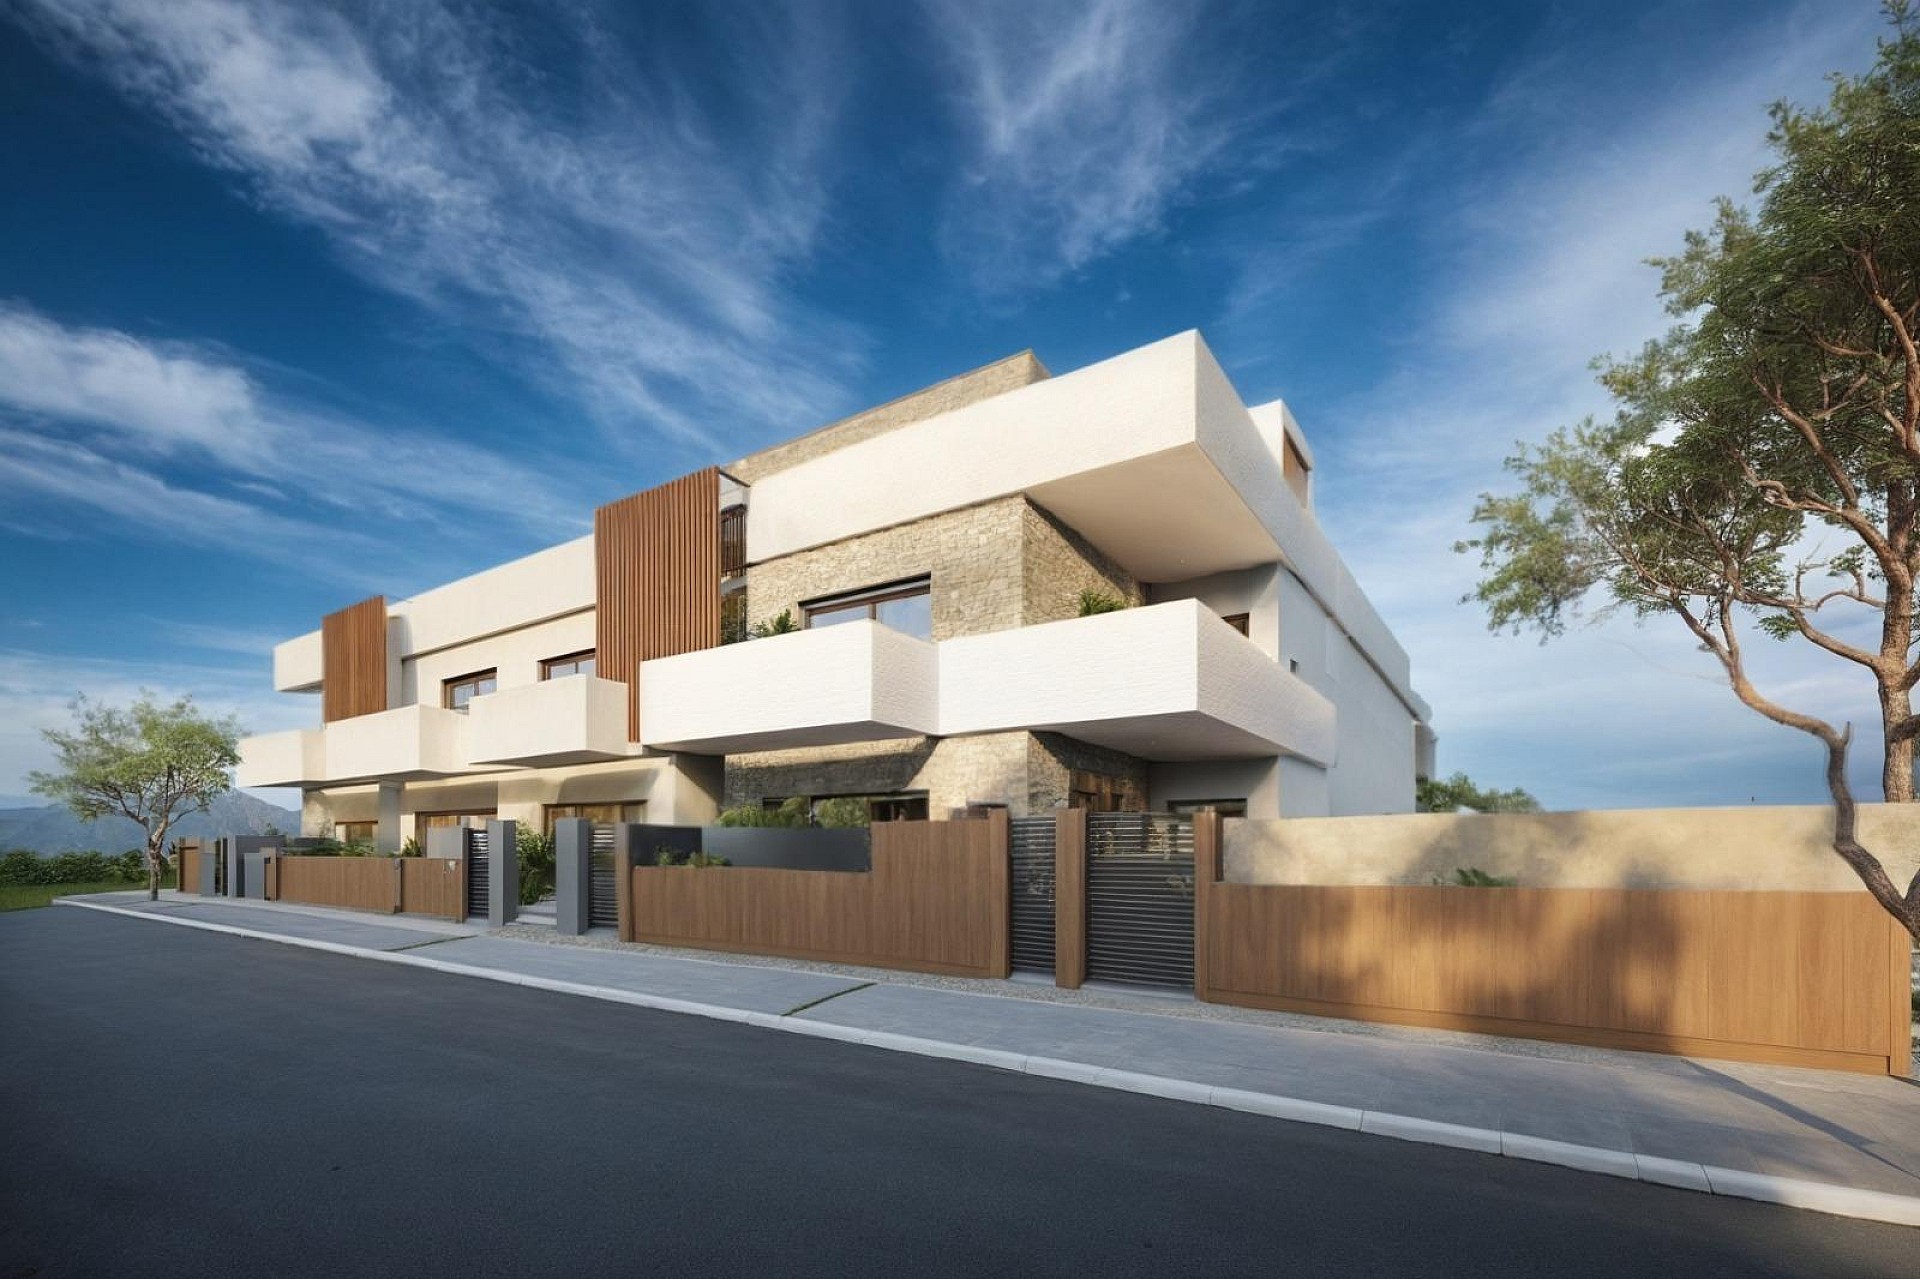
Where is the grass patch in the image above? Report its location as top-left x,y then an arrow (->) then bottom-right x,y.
0,880 -> 158,912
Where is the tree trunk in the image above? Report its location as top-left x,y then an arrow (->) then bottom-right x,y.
147,840 -> 162,902
1880,670 -> 1917,801
1822,735 -> 1920,942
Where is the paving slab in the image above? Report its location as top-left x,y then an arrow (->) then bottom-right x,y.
419,935 -> 871,1015
89,894 -> 453,951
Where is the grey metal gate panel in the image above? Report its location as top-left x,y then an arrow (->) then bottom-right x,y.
589,825 -> 619,929
1085,813 -> 1194,989
465,827 -> 490,921
1009,816 -> 1055,974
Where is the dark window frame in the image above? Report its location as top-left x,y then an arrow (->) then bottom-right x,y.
441,668 -> 498,711
540,650 -> 596,680
1222,612 -> 1250,636
801,575 -> 932,632
1165,798 -> 1249,818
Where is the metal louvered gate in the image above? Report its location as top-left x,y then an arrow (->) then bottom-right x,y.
589,825 -> 620,929
465,827 -> 490,921
1009,816 -> 1056,974
1085,813 -> 1194,989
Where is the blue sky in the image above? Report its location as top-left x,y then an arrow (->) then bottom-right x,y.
0,0 -> 1895,811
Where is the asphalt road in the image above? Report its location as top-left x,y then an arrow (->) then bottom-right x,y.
2,908 -> 1914,1278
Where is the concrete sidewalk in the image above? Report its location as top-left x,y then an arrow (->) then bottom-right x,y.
61,891 -> 1920,1227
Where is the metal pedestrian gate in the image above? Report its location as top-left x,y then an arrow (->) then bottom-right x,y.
465,827 -> 490,921
1009,816 -> 1056,974
589,825 -> 620,929
1085,813 -> 1194,989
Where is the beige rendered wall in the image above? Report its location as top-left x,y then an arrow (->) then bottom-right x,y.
305,755 -> 721,837
727,351 -> 1049,484
1225,804 -> 1920,891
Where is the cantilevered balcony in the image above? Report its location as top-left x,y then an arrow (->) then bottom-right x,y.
637,620 -> 938,755
465,675 -> 636,767
939,600 -> 1334,763
235,704 -> 474,788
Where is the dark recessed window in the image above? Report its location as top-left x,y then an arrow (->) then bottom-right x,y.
1165,798 -> 1248,818
541,650 -> 596,680
1222,613 -> 1250,636
337,821 -> 376,844
442,669 -> 497,712
803,576 -> 932,641
544,801 -> 645,833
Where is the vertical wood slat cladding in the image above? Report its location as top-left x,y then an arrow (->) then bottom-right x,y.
321,596 -> 388,722
595,469 -> 721,739
399,858 -> 464,920
1191,809 -> 1909,1074
1054,807 -> 1087,989
272,856 -> 400,914
629,818 -> 1010,977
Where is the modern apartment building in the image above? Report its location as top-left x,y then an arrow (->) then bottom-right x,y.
236,332 -> 1435,848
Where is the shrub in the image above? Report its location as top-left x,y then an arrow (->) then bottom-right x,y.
517,829 -> 556,906
1077,589 -> 1127,616
812,797 -> 871,828
651,845 -> 730,868
0,848 -> 148,886
1436,866 -> 1517,888
749,608 -> 799,638
716,797 -> 812,828
399,837 -> 424,858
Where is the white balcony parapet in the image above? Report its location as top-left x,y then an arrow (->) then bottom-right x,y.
939,600 -> 1334,764
236,727 -> 325,789
637,620 -> 938,755
466,675 -> 636,767
236,704 -> 476,787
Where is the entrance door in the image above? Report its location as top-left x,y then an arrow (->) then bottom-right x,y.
1084,813 -> 1194,989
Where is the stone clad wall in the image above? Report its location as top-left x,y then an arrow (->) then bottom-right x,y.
726,351 -> 1049,484
1020,502 -> 1141,623
724,733 -> 1030,815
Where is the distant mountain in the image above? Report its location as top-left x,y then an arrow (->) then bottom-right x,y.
0,791 -> 298,854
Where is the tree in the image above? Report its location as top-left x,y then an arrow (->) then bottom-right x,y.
1416,772 -> 1542,814
1458,6 -> 1920,939
29,694 -> 241,902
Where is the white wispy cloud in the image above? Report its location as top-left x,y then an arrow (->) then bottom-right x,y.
0,646 -> 312,804
15,0 -> 864,452
923,0 -> 1271,291
0,302 -> 588,583
1297,2 -> 1891,809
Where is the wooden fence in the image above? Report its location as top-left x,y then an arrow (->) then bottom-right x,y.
1192,814 -> 1913,1076
176,841 -> 201,895
627,813 -> 1010,977
271,855 -> 465,921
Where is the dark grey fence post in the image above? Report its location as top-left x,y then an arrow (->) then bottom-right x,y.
222,837 -> 242,898
486,819 -> 518,928
200,838 -> 221,895
554,819 -> 590,936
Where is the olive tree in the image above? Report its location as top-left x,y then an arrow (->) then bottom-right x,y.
30,694 -> 241,902
1460,6 -> 1920,939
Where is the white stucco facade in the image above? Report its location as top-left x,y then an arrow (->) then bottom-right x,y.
238,330 -> 1432,843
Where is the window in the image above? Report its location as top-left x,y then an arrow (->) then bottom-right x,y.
337,821 -> 376,844
442,669 -> 497,711
755,793 -> 928,823
1165,798 -> 1248,818
414,810 -> 495,842
1222,613 -> 1250,636
544,802 -> 645,834
803,576 -> 932,641
541,650 -> 595,680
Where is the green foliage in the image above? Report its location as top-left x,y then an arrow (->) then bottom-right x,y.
748,609 -> 800,638
811,797 -> 872,828
1436,867 -> 1519,888
0,848 -> 149,886
517,829 -> 556,906
399,837 -> 424,858
716,797 -> 812,827
29,694 -> 241,881
1076,589 -> 1128,616
651,845 -> 731,867
1416,772 -> 1542,814
1456,6 -> 1920,824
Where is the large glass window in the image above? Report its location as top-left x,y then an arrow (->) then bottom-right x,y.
541,651 -> 595,680
544,802 -> 645,834
413,810 -> 495,842
442,669 -> 497,711
803,577 -> 933,640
